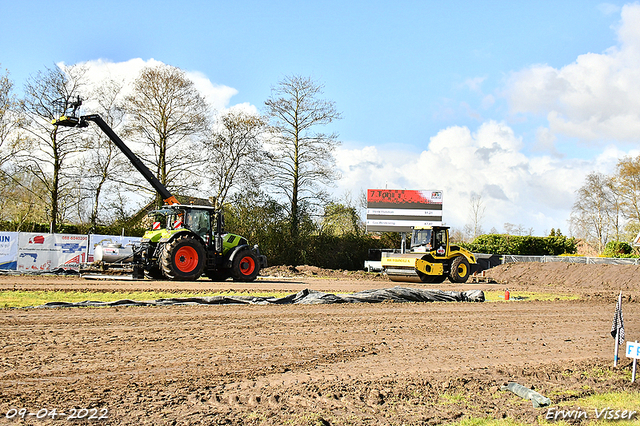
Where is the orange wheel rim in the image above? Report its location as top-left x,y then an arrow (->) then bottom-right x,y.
239,256 -> 255,276
175,246 -> 198,273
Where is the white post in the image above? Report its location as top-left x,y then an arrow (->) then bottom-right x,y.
614,292 -> 622,367
633,342 -> 638,383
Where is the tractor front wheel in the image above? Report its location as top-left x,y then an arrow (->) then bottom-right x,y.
231,250 -> 260,282
448,256 -> 471,283
160,234 -> 205,281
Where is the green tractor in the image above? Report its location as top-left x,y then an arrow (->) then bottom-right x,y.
138,204 -> 266,281
53,98 -> 267,281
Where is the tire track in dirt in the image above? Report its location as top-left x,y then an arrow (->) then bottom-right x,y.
2,291 -> 638,425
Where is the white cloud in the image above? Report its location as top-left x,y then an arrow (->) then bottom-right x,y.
333,145 -> 410,193
461,76 -> 486,93
505,3 -> 640,144
481,94 -> 495,110
334,121 -> 615,234
533,126 -> 561,157
598,3 -> 621,15
62,58 -> 238,112
184,70 -> 238,111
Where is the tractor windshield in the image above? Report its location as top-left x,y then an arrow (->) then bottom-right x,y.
147,209 -> 173,230
146,208 -> 212,239
411,229 -> 432,248
184,209 -> 210,239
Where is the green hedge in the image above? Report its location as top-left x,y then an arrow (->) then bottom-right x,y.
602,241 -> 639,258
298,233 -> 388,270
462,234 -> 577,256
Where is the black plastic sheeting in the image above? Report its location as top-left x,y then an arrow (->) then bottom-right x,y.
32,287 -> 485,308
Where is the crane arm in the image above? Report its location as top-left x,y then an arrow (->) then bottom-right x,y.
53,113 -> 178,206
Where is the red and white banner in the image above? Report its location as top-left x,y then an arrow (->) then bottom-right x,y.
17,233 -> 88,271
366,189 -> 443,232
0,232 -> 143,272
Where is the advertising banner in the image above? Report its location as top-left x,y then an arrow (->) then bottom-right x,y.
54,234 -> 89,269
366,189 -> 443,232
17,233 -> 88,271
17,232 -> 56,271
0,232 -> 18,270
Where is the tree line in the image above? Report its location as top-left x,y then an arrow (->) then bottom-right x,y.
2,62 -> 622,268
570,159 -> 640,255
0,62 -> 395,268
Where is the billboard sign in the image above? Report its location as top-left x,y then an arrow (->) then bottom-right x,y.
17,233 -> 88,271
0,232 -> 18,270
366,189 -> 443,232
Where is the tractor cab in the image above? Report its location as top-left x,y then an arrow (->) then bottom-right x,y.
142,204 -> 244,257
143,205 -> 220,245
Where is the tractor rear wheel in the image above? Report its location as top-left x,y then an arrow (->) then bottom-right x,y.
448,256 -> 471,283
160,234 -> 205,281
231,250 -> 260,282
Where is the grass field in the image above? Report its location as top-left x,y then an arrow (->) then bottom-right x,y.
0,290 -> 291,308
0,289 -> 581,308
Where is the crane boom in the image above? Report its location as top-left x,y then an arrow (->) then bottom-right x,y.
52,97 -> 267,282
53,113 -> 178,206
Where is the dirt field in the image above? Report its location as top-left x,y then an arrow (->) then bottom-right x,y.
1,263 -> 640,425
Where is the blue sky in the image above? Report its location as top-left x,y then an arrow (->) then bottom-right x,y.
1,0 -> 638,236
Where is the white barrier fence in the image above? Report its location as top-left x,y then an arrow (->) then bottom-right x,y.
0,231 -> 141,272
502,255 -> 640,265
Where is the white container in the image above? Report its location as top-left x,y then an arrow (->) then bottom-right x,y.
94,244 -> 134,263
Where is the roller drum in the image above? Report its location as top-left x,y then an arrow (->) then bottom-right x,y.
385,267 -> 424,283
382,253 -> 426,283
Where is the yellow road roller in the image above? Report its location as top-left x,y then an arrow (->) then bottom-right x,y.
381,226 -> 476,283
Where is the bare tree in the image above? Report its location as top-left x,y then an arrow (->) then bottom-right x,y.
264,75 -> 342,240
606,176 -> 623,242
0,168 -> 48,227
204,108 -> 267,208
0,66 -> 20,218
465,192 -> 485,241
15,64 -> 87,232
123,65 -> 209,206
614,155 -> 640,223
78,79 -> 130,227
503,222 -> 516,235
0,66 -> 18,167
569,172 -> 616,252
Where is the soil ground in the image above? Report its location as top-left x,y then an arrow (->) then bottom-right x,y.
1,263 -> 640,425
